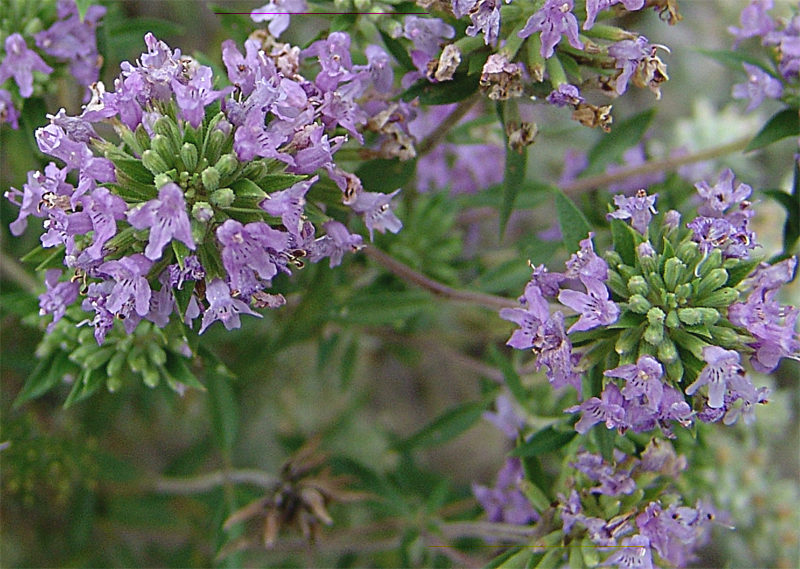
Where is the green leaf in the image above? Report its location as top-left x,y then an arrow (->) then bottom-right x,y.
401,73 -> 480,105
74,0 -> 92,20
609,218 -> 636,266
331,12 -> 358,31
497,101 -> 528,237
113,157 -> 156,186
472,258 -> 536,295
554,189 -> 591,255
356,158 -> 416,194
484,547 -> 526,569
230,177 -> 267,200
14,353 -> 62,407
511,426 -> 577,457
163,351 -> 206,392
335,291 -> 430,326
724,257 -> 761,288
695,48 -> 777,76
21,244 -> 66,271
396,401 -> 488,451
584,108 -> 656,176
746,108 -> 800,152
204,354 -> 239,452
256,173 -> 306,194
488,345 -> 527,405
379,30 -> 415,71
63,367 -> 106,408
593,424 -> 616,462
494,548 -> 533,569
764,189 -> 800,254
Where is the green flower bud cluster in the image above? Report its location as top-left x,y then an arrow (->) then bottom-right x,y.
590,216 -> 757,386
24,306 -> 199,405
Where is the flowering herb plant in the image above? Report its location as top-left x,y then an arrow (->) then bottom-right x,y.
1,0 -> 798,567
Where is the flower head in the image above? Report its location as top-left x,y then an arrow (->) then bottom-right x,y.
0,34 -> 53,98
518,0 -> 584,59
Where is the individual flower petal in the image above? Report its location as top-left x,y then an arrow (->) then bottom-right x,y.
127,182 -> 195,261
199,278 -> 262,333
558,276 -> 620,333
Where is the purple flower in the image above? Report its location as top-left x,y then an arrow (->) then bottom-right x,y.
79,186 -> 128,262
528,264 -> 565,297
80,281 -> 116,344
732,63 -> 783,112
302,32 -> 354,92
763,15 -> 800,79
744,256 -> 797,291
472,458 -> 538,525
584,0 -> 645,31
172,66 -> 232,128
251,0 -> 307,38
167,255 -> 206,289
307,220 -> 364,268
729,0 -> 775,47
0,33 -> 53,98
97,254 -> 153,318
729,288 -> 800,373
605,355 -> 664,411
465,0 -> 502,46
607,36 -> 653,96
352,45 -> 394,94
635,502 -> 700,567
127,182 -> 195,261
685,346 -> 743,408
199,278 -> 262,333
564,233 -> 609,281
216,219 -> 289,298
546,84 -> 584,107
558,276 -> 619,333
601,534 -> 653,569
403,16 -> 455,57
349,189 -> 403,240
537,311 -> 583,394
558,490 -> 584,534
723,371 -> 770,425
483,394 -> 526,438
39,269 -> 80,332
572,451 -> 636,496
518,0 -> 584,59
500,282 -> 551,350
607,189 -> 658,234
259,176 -> 317,236
566,383 -> 627,434
0,88 -> 19,129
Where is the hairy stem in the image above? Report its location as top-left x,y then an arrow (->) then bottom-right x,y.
561,136 -> 751,195
363,245 -> 518,310
150,469 -> 279,494
417,93 -> 482,158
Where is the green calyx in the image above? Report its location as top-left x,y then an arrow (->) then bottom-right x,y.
592,218 -> 759,388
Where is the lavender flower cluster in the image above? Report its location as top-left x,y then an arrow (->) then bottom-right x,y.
0,0 -> 104,128
502,171 -> 799,437
5,30 -> 407,346
728,0 -> 800,114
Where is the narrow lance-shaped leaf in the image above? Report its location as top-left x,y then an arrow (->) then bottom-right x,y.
746,108 -> 800,152
396,400 -> 488,451
555,189 -> 591,255
497,100 -> 527,237
583,108 -> 656,177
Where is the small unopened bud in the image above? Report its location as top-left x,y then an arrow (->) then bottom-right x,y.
675,240 -> 699,265
192,201 -> 214,222
142,365 -> 160,388
615,327 -> 641,356
628,294 -> 652,314
696,268 -> 728,298
674,283 -> 692,302
142,150 -> 171,175
215,153 -> 239,179
663,210 -> 681,230
147,343 -> 167,367
23,17 -> 43,36
180,142 -> 199,172
709,325 -> 744,347
696,249 -> 722,278
663,258 -> 687,291
644,307 -> 665,345
665,358 -> 684,382
153,116 -> 181,150
154,172 -> 174,189
657,337 -> 679,363
677,308 -> 705,326
665,310 -> 680,329
606,270 -> 628,298
202,167 -> 220,192
210,188 -> 235,208
205,128 -> 227,165
106,376 -> 123,393
604,251 -> 623,267
151,134 -> 175,164
106,352 -> 126,378
627,275 -> 649,296
700,287 -> 740,307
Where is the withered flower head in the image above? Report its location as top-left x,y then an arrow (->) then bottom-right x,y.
222,437 -> 370,550
572,103 -> 613,132
480,53 -> 524,100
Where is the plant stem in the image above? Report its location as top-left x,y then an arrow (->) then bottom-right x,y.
417,92 -> 482,158
561,136 -> 751,195
362,245 -> 518,310
0,249 -> 39,291
150,469 -> 279,494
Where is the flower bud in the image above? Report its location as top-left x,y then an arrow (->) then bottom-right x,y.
192,201 -> 214,222
696,249 -> 722,278
106,352 -> 126,378
106,375 -> 123,393
154,172 -> 174,189
663,258 -> 687,291
665,310 -> 680,329
674,283 -> 692,302
627,275 -> 649,296
135,124 -> 152,152
205,128 -> 227,165
142,365 -> 160,388
644,307 -> 665,345
700,287 -> 739,307
215,153 -> 239,179
646,272 -> 667,295
241,160 -> 267,180
657,337 -> 679,363
665,358 -> 683,382
23,17 -> 43,36
709,325 -> 746,348
147,343 -> 167,367
604,251 -> 623,267
677,308 -> 705,326
180,142 -> 199,172
83,347 -> 114,370
153,116 -> 181,151
606,269 -> 628,298
151,135 -> 175,165
142,149 -> 171,175
628,294 -> 652,314
695,268 -> 728,299
202,167 -> 220,192
675,240 -> 699,266
210,188 -> 235,208
663,210 -> 681,231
